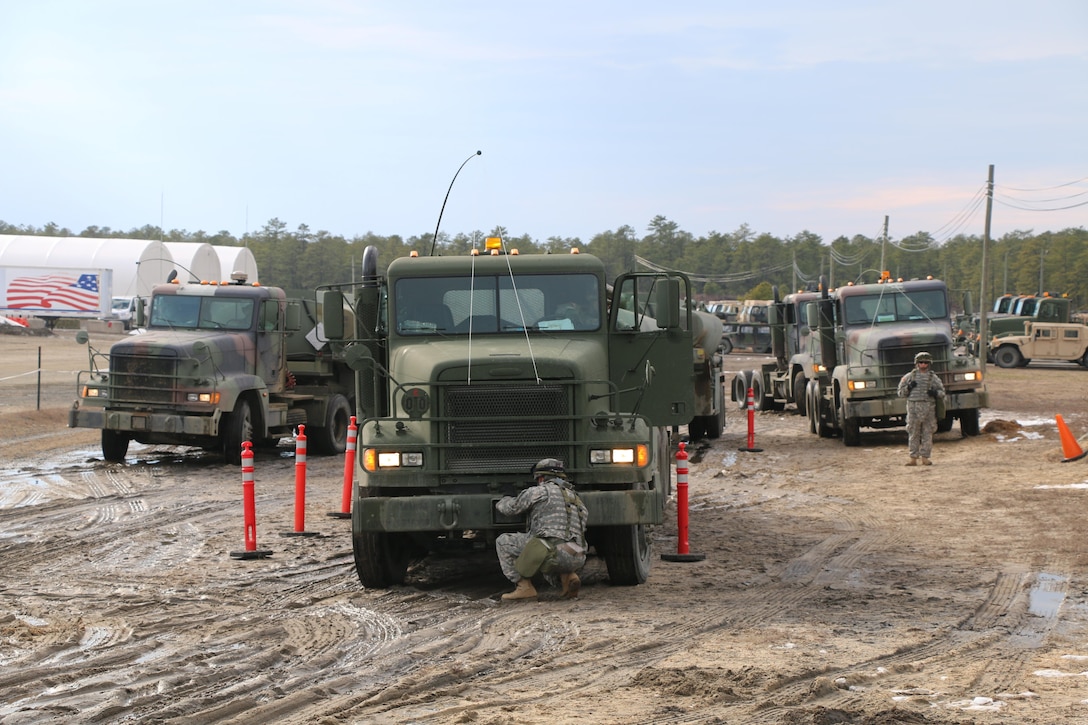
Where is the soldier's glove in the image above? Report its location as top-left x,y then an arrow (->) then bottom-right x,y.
907,381 -> 917,392
927,388 -> 938,399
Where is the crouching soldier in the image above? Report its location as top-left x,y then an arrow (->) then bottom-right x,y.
496,458 -> 589,601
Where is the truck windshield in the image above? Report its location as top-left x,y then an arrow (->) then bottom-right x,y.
843,289 -> 947,325
149,295 -> 255,331
394,273 -> 600,335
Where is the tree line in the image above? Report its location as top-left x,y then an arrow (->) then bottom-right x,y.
2,217 -> 1085,312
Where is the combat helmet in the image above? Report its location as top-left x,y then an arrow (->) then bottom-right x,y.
914,351 -> 933,364
531,458 -> 567,479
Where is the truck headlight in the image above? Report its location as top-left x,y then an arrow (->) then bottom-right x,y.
847,379 -> 872,390
953,372 -> 981,382
590,444 -> 648,466
363,449 -> 424,471
82,386 -> 106,398
186,392 -> 221,404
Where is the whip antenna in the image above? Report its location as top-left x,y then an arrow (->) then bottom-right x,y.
430,150 -> 482,256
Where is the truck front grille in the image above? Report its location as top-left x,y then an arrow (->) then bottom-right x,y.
109,352 -> 179,404
443,384 -> 569,473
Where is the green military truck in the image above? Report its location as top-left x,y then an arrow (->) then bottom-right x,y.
968,293 -> 1074,360
69,274 -> 356,465
321,240 -> 695,588
731,289 -> 822,415
804,275 -> 988,445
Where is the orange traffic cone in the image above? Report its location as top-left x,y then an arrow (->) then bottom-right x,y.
1056,415 -> 1087,463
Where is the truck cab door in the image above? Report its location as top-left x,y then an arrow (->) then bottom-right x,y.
607,273 -> 694,426
256,298 -> 287,391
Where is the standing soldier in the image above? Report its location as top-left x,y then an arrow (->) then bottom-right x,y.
495,459 -> 588,601
897,351 -> 946,466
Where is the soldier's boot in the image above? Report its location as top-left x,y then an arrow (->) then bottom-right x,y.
906,457 -> 918,466
921,458 -> 932,466
501,579 -> 538,601
560,572 -> 581,599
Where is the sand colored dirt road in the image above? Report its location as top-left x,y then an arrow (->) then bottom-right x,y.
2,328 -> 1088,724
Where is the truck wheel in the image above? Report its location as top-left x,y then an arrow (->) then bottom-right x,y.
731,372 -> 751,410
223,398 -> 253,466
842,416 -> 861,446
102,430 -> 130,462
353,531 -> 411,588
599,524 -> 652,585
750,370 -> 767,411
312,394 -> 352,455
792,372 -> 807,417
936,412 -> 955,433
1081,350 -> 1088,368
687,417 -> 704,441
960,409 -> 981,437
719,337 -> 733,355
704,411 -> 722,439
993,346 -> 1023,369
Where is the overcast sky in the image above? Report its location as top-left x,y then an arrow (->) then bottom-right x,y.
1,1 -> 1085,246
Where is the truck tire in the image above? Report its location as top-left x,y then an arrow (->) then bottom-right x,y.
102,430 -> 130,462
704,410 -> 722,439
993,345 -> 1023,369
792,371 -> 807,417
311,393 -> 352,455
353,531 -> 411,588
1081,350 -> 1088,368
731,372 -> 750,410
960,408 -> 981,437
842,415 -> 861,446
750,370 -> 767,411
687,417 -> 704,441
937,412 -> 955,433
599,523 -> 652,586
223,398 -> 253,466
719,337 -> 733,355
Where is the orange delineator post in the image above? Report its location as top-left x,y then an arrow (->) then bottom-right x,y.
294,425 -> 307,531
1056,414 -> 1087,463
231,441 -> 272,559
661,441 -> 706,563
329,416 -> 358,519
281,425 -> 320,537
739,386 -> 763,453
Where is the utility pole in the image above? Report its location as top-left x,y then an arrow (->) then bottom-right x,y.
979,164 -> 994,372
1039,246 -> 1048,295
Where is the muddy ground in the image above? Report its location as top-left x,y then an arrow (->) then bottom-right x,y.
2,328 -> 1088,724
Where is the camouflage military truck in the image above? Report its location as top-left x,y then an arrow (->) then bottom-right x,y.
688,308 -> 727,440
321,239 -> 694,588
804,274 -> 988,445
721,299 -> 772,353
731,289 -> 822,415
69,274 -> 355,465
989,319 -> 1088,368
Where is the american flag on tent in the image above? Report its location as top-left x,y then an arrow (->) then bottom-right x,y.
5,273 -> 101,311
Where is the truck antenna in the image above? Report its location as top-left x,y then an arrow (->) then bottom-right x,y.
430,150 -> 482,256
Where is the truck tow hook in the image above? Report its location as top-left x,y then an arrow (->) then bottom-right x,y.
438,499 -> 460,530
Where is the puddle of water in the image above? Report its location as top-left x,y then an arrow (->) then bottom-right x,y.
1029,572 -> 1067,618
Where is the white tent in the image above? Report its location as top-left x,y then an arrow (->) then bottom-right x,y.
162,242 -> 222,284
212,245 -> 260,283
0,235 -> 174,298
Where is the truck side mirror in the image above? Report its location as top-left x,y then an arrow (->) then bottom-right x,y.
804,302 -> 818,329
654,278 -> 681,329
322,289 -> 345,340
135,298 -> 146,327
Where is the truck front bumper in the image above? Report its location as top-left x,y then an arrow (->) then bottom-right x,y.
355,489 -> 664,533
844,389 -> 989,419
69,402 -> 220,437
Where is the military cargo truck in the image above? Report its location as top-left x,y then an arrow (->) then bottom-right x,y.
804,275 -> 988,445
688,308 -> 726,440
989,320 -> 1088,368
731,289 -> 821,414
69,274 -> 356,465
321,240 -> 694,588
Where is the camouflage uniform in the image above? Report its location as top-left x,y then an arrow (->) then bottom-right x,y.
897,364 -> 946,460
495,477 -> 588,584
